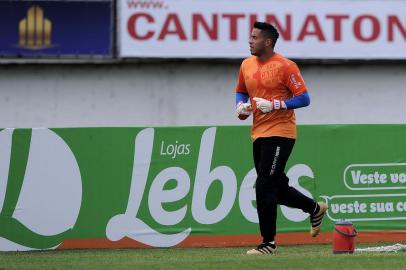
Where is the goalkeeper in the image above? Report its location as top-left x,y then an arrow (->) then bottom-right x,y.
235,22 -> 327,255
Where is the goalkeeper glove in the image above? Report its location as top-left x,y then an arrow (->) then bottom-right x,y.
253,97 -> 286,113
236,101 -> 252,120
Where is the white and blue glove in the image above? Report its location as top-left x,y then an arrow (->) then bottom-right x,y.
236,101 -> 252,120
253,97 -> 286,113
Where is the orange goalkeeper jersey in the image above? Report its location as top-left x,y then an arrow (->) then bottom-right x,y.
235,52 -> 307,140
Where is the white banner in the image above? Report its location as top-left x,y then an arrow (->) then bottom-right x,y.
119,0 -> 406,59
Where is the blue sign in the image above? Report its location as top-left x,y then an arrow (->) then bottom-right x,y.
0,1 -> 113,57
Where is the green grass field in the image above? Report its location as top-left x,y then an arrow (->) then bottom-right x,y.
1,243 -> 405,270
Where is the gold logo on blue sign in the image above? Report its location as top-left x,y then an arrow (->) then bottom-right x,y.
19,6 -> 53,50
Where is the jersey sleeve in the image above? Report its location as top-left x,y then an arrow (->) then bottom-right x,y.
235,65 -> 248,94
285,63 -> 307,96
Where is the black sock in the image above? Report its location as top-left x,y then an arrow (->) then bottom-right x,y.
263,238 -> 274,243
268,241 -> 276,248
262,239 -> 276,247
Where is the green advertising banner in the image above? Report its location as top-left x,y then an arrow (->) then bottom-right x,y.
0,125 -> 406,251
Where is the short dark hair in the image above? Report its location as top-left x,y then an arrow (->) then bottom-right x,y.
253,22 -> 279,48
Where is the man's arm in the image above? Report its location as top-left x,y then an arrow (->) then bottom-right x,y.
284,63 -> 309,109
235,64 -> 252,119
284,91 -> 310,109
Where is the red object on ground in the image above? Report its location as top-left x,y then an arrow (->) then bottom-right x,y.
333,220 -> 357,254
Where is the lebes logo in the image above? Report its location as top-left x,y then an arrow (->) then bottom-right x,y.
0,129 -> 82,251
106,127 -> 315,247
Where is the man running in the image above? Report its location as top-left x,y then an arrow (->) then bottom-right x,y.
235,21 -> 328,255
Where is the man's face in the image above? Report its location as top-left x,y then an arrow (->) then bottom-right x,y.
249,28 -> 272,56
